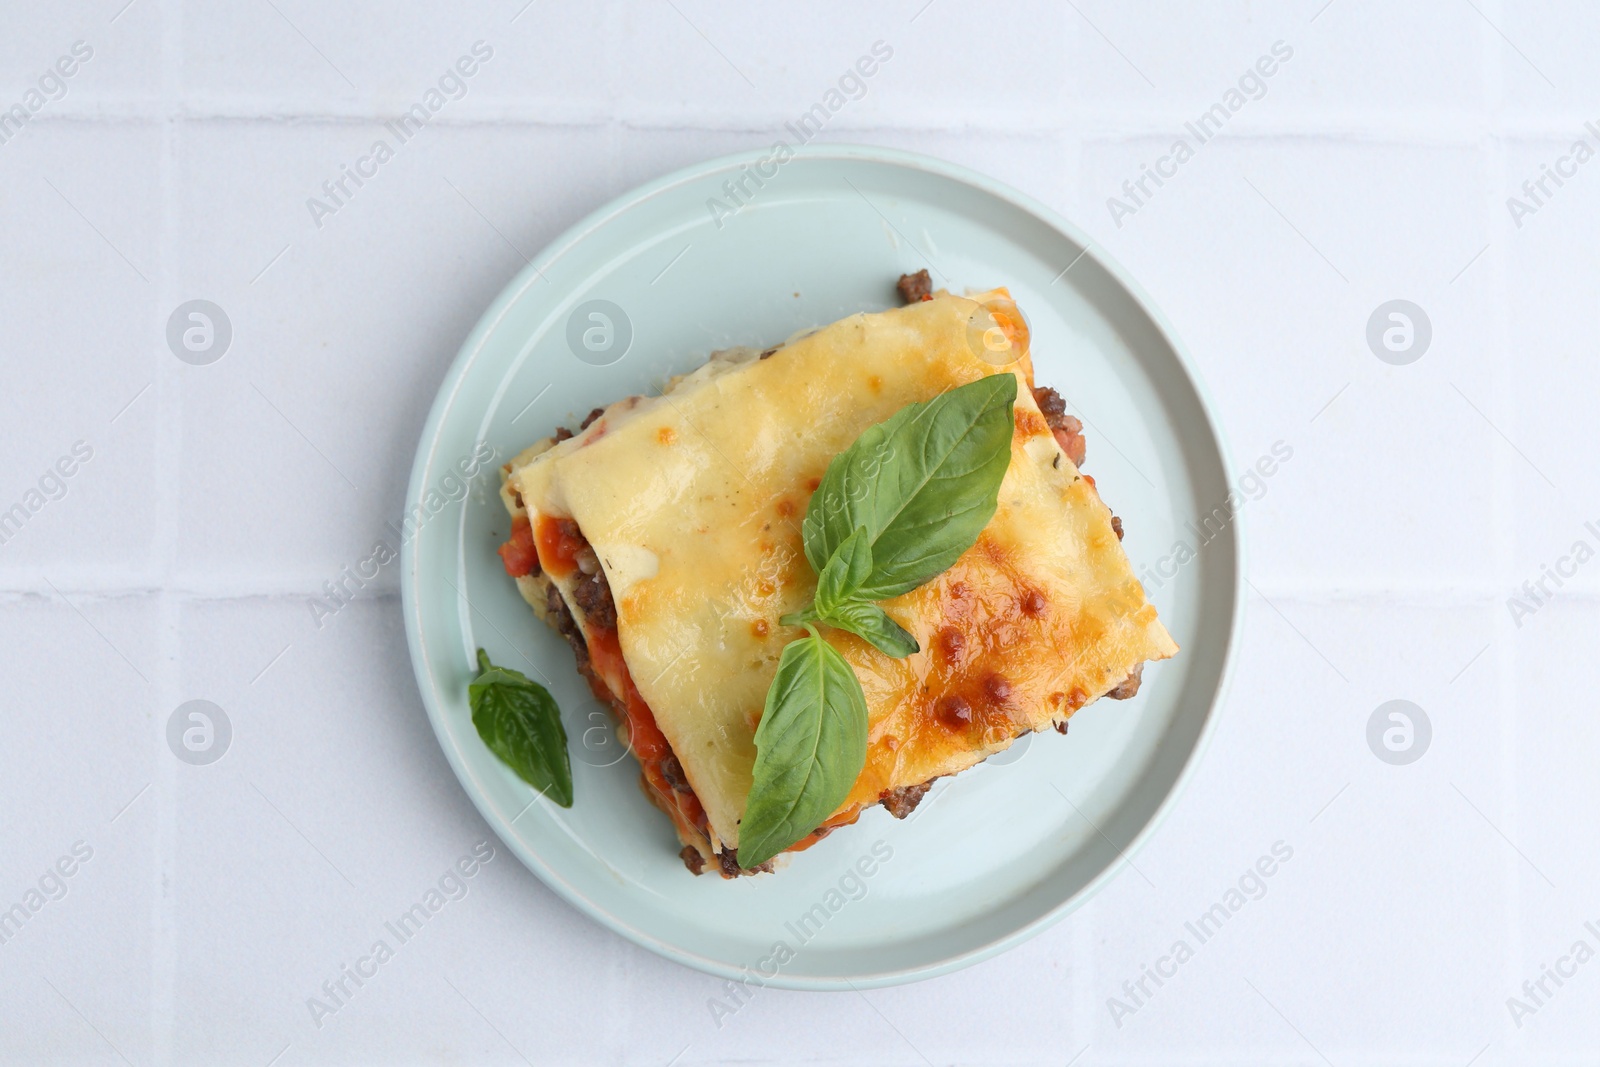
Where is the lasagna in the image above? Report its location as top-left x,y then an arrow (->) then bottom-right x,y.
497,275 -> 1177,876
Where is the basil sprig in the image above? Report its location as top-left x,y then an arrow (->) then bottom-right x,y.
787,527 -> 921,657
469,648 -> 573,807
778,373 -> 1018,655
742,375 -> 1017,867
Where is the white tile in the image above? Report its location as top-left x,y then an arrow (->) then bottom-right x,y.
1060,0 -> 1484,117
0,6 -> 163,110
0,123 -> 160,584
179,0 -> 499,111
0,597 -> 158,1065
167,596 -> 514,1058
1509,596 -> 1600,893
1498,135 -> 1600,521
1085,600 -> 1504,1054
1081,137 -> 1498,588
1273,0 -> 1487,113
1488,4 -> 1595,113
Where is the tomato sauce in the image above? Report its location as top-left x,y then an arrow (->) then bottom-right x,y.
526,515 -> 707,841
497,515 -> 538,578
583,626 -> 670,764
534,515 -> 587,579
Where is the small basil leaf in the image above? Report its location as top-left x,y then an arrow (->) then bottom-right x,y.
818,599 -> 920,658
469,648 -> 573,808
739,628 -> 868,868
802,374 -> 1016,601
812,526 -> 872,617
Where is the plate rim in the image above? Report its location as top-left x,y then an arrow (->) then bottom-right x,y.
400,142 -> 1244,990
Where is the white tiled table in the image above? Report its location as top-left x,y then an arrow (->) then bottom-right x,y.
2,1 -> 1595,1063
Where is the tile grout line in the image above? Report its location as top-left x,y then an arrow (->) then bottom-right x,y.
1481,0 -> 1523,1023
12,107 -> 1600,143
151,0 -> 183,1059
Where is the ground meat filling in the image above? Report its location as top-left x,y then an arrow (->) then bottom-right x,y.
544,583 -> 600,686
717,848 -> 774,878
659,753 -> 692,793
542,581 -> 637,740
880,780 -> 933,819
1032,385 -> 1087,468
896,269 -> 933,304
545,407 -> 610,449
1105,662 -> 1144,700
570,565 -> 617,632
545,583 -> 584,662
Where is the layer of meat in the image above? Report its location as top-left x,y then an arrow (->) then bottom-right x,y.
880,780 -> 933,819
544,583 -> 601,704
1105,662 -> 1143,700
569,561 -> 617,631
896,269 -> 933,304
1031,385 -> 1087,469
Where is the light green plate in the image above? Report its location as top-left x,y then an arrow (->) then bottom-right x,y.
401,145 -> 1240,989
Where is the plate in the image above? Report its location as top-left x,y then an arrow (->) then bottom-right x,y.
401,144 -> 1241,990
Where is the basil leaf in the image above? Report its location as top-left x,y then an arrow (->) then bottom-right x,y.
738,627 -> 868,868
469,648 -> 573,808
812,527 -> 872,617
817,599 -> 919,658
802,374 -> 1016,601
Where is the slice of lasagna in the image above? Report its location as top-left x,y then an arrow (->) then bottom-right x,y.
497,276 -> 1177,876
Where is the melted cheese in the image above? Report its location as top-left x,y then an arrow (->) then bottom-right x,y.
512,290 -> 1176,851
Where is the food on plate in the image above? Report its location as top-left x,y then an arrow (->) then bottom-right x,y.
487,274 -> 1177,875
